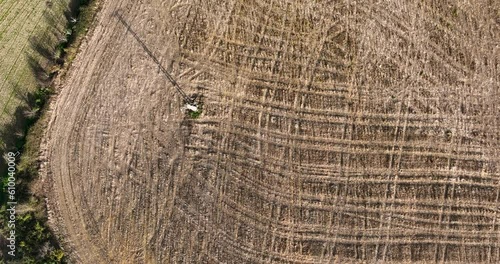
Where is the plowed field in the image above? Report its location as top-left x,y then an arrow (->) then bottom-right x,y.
42,0 -> 499,263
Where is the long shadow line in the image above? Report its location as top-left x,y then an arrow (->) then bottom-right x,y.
114,11 -> 194,105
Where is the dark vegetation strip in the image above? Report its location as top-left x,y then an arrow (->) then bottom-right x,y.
0,0 -> 101,262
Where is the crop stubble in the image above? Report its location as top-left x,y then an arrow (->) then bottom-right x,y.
41,0 -> 499,263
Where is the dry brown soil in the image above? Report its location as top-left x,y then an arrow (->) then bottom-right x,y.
41,0 -> 499,263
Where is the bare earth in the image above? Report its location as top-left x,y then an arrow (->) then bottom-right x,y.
41,0 -> 499,263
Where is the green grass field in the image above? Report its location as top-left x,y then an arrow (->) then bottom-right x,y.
0,0 -> 71,262
0,0 -> 69,150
